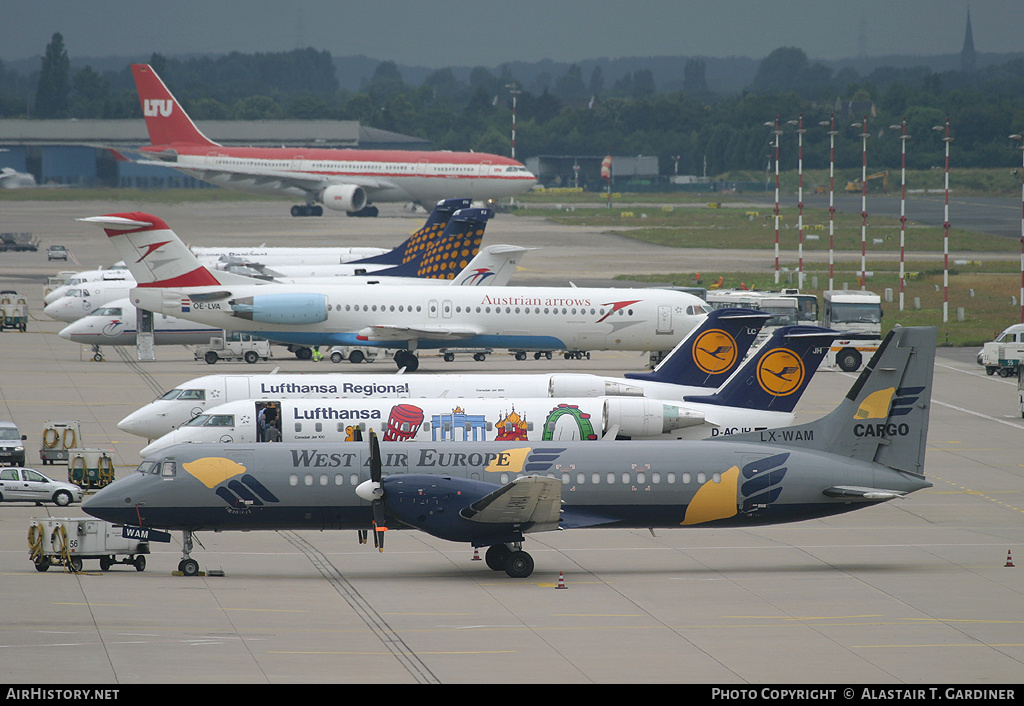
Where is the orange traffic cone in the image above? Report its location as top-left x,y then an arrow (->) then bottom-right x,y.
1005,550 -> 1015,568
556,571 -> 568,589
472,548 -> 481,561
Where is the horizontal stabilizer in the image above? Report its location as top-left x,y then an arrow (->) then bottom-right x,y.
823,485 -> 919,501
460,475 -> 562,532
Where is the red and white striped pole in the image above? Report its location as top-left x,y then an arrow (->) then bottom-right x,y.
854,116 -> 869,290
934,119 -> 953,323
820,115 -> 838,293
891,118 -> 911,311
1013,131 -> 1024,323
789,115 -> 806,289
766,117 -> 783,285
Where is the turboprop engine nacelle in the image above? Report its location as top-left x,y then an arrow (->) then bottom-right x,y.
547,375 -> 644,398
605,397 -> 705,437
229,293 -> 329,325
321,184 -> 367,213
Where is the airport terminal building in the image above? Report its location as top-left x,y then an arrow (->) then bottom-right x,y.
0,120 -> 431,188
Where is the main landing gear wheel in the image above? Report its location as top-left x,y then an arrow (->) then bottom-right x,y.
290,205 -> 323,217
394,350 -> 419,372
504,551 -> 534,579
484,544 -> 535,578
178,558 -> 200,576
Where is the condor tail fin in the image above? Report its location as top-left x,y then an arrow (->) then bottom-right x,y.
131,64 -> 218,149
625,308 -> 771,389
684,325 -> 837,413
365,207 -> 491,280
77,213 -> 250,288
354,198 -> 474,267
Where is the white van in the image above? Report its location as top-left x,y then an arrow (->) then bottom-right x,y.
979,324 -> 1024,377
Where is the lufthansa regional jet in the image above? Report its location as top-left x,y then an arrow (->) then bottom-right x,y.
130,64 -> 536,217
116,307 -> 775,440
82,325 -> 936,579
79,212 -> 713,371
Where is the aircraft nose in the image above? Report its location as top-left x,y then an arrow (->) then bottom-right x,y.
117,411 -> 154,439
82,481 -> 138,525
57,322 -> 76,340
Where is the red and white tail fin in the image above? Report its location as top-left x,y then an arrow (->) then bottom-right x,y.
131,64 -> 218,148
77,213 -> 225,288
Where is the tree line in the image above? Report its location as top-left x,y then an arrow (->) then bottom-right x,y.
5,33 -> 1024,178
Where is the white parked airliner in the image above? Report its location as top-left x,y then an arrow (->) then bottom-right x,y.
80,212 -> 713,372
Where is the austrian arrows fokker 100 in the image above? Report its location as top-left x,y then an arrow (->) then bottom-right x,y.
130,64 -> 537,217
80,212 -> 712,371
83,325 -> 935,578
116,307 -> 775,440
57,241 -> 527,357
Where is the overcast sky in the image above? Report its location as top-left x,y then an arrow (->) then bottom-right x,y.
1,0 -> 1018,67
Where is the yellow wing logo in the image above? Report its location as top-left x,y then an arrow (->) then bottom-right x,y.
693,329 -> 738,374
183,457 -> 247,489
756,348 -> 805,396
854,387 -> 895,419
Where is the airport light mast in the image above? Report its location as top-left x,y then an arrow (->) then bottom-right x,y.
788,116 -> 806,289
506,82 -> 521,160
933,119 -> 953,323
890,118 -> 911,311
851,117 -> 870,289
765,117 -> 783,285
1011,131 -> 1024,323
819,116 -> 838,293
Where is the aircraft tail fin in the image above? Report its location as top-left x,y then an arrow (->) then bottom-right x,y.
726,326 -> 936,477
448,244 -> 528,286
355,198 -> 474,266
684,325 -> 837,413
366,207 -> 491,280
131,64 -> 218,148
77,213 -> 245,288
625,308 -> 771,389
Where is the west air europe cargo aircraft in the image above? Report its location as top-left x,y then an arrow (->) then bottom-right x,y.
117,307 -> 775,440
130,64 -> 536,217
135,322 -> 837,456
80,213 -> 712,372
83,326 -> 935,579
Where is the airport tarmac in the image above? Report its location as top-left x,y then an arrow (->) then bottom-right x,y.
1,200 -> 1022,685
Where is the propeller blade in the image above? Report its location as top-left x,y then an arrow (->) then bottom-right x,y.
350,425 -> 363,442
369,429 -> 381,483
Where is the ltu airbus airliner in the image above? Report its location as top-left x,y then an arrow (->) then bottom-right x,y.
130,64 -> 536,216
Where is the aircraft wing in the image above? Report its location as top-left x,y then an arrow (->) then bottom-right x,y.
356,323 -> 482,342
460,475 -> 563,533
137,157 -> 402,197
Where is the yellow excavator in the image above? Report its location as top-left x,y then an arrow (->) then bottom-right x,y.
845,170 -> 890,193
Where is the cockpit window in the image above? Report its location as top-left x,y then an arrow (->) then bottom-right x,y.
137,460 -> 160,474
161,461 -> 176,478
184,414 -> 234,427
159,388 -> 206,401
92,307 -> 122,316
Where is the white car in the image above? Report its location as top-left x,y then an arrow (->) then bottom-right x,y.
0,467 -> 84,506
